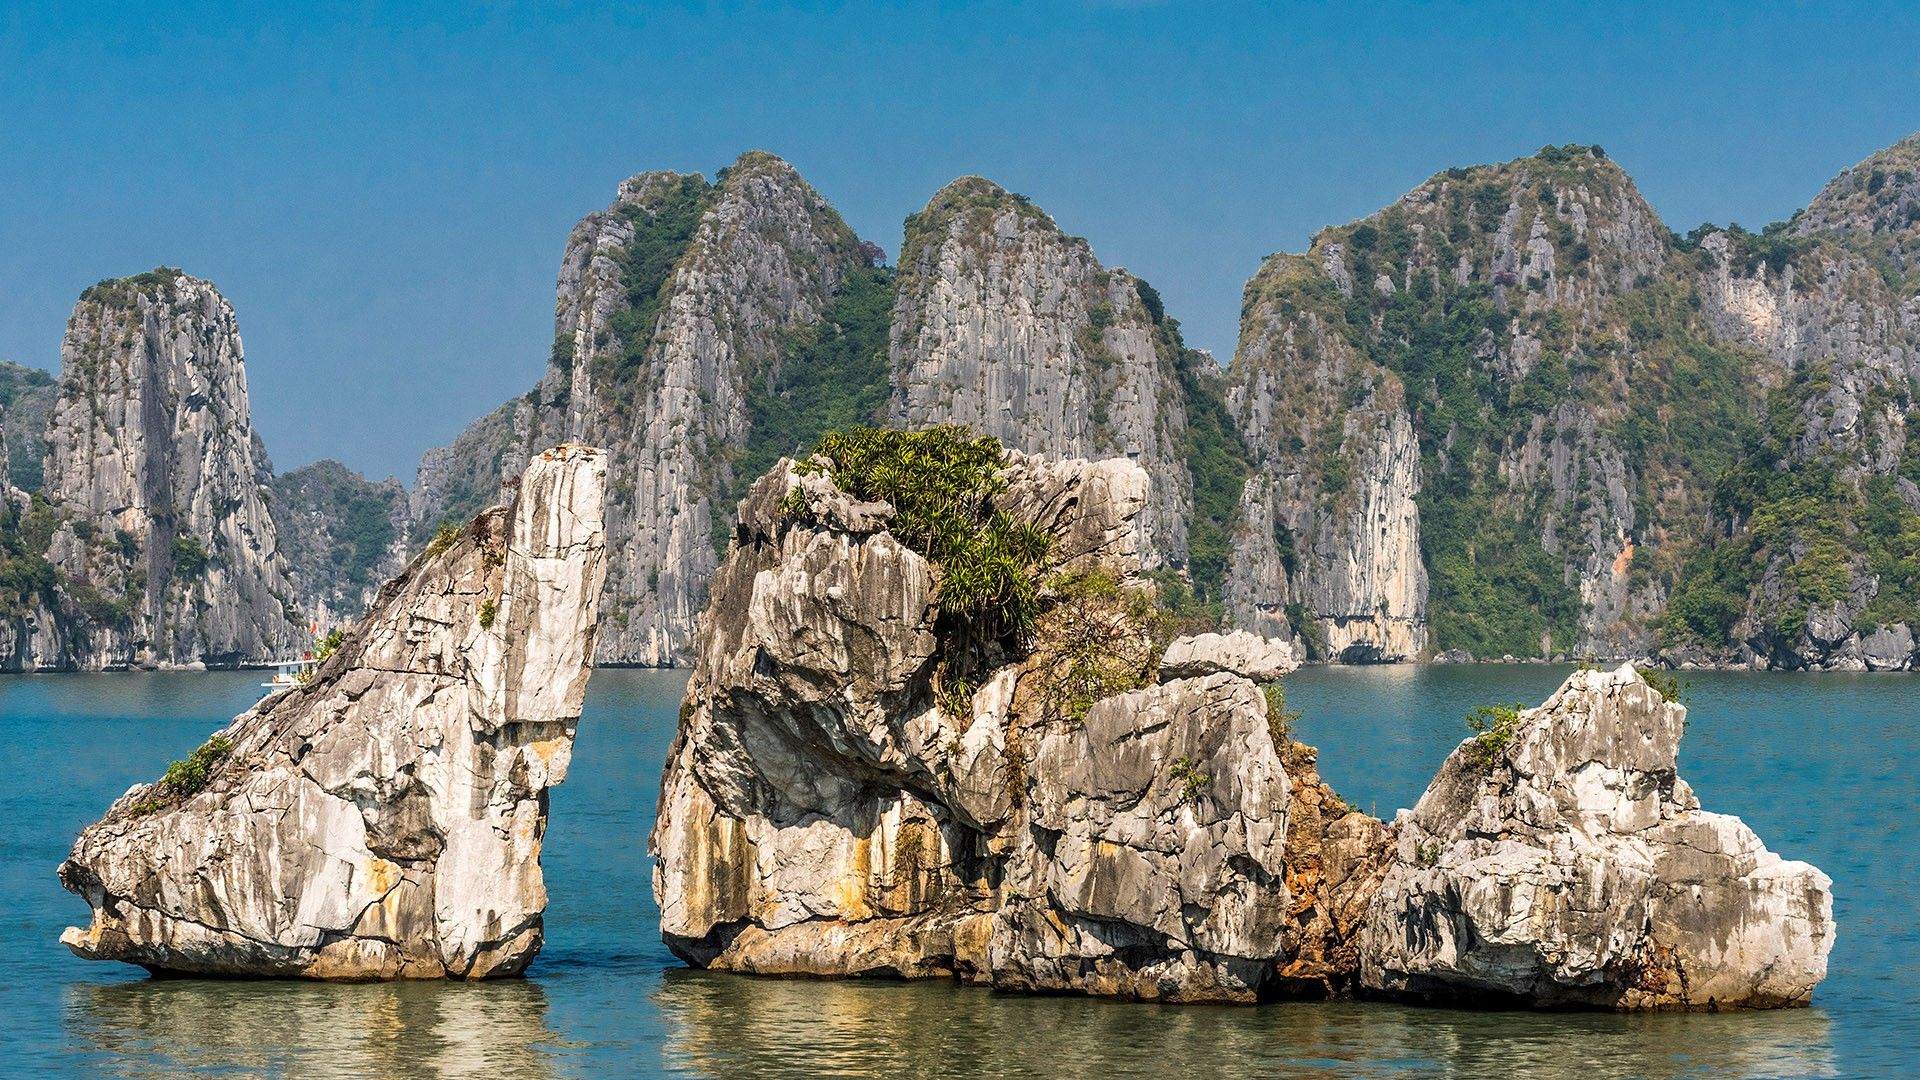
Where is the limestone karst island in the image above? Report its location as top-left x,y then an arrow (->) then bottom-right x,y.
4,5 -> 1913,1077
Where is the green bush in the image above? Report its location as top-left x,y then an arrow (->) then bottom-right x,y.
1141,568 -> 1224,636
1030,569 -> 1160,725
170,536 -> 210,577
1636,665 -> 1690,705
1168,756 -> 1211,804
1462,703 -> 1525,771
793,426 -> 1051,640
425,524 -> 462,558
478,598 -> 497,630
159,736 -> 233,798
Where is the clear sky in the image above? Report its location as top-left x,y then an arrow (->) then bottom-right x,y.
4,1 -> 1916,481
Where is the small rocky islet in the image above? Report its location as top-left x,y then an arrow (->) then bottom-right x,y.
59,445 -> 608,978
59,434 -> 1833,1014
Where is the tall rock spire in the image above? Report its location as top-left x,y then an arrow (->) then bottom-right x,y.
40,268 -> 300,667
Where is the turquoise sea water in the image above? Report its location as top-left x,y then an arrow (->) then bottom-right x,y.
0,666 -> 1910,1078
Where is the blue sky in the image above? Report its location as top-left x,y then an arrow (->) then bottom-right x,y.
4,1 -> 1916,480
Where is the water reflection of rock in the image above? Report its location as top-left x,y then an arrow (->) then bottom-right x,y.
68,978 -> 560,1078
652,971 -> 1836,1079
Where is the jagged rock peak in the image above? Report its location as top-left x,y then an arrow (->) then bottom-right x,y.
890,176 -> 1202,571
411,147 -> 871,667
1794,132 -> 1920,269
59,444 -> 609,979
1362,664 -> 1834,1008
1266,143 -> 1669,312
41,267 -> 299,668
897,175 -> 1069,267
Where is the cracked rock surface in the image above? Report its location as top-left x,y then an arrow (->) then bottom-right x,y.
653,456 -> 1836,1009
58,444 -> 608,979
651,452 -> 1360,1003
1361,664 -> 1835,1008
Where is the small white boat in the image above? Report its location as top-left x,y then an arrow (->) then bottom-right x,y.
260,656 -> 318,695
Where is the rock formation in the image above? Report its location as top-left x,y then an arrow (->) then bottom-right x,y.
412,153 -> 869,666
1362,664 -> 1834,1008
415,159 -> 1244,666
1225,145 -> 1666,663
653,447 -> 1833,1008
1225,137 -> 1920,669
393,137 -> 1918,671
269,459 -> 412,626
1159,629 -> 1299,682
889,177 -> 1225,573
651,441 -> 1338,1002
59,444 -> 608,979
0,359 -> 56,491
30,269 -> 301,668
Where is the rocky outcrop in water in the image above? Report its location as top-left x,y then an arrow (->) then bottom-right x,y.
27,269 -> 300,669
653,448 -> 1834,1008
1361,664 -> 1834,1008
651,444 -> 1341,1002
59,444 -> 608,979
397,137 -> 1918,671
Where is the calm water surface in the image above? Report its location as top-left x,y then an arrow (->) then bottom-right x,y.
0,665 -> 1910,1077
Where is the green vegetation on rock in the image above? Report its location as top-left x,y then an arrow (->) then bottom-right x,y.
0,361 -> 55,491
1661,359 -> 1920,651
170,536 -> 210,577
1030,568 -> 1164,725
1463,703 -> 1524,771
0,495 -> 62,617
159,735 -> 233,799
790,426 -> 1051,641
594,175 -> 715,391
739,266 -> 896,487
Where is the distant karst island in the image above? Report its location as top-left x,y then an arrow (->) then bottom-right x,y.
4,135 -> 1919,672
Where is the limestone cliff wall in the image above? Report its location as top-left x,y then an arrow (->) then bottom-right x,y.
1224,287 -> 1427,661
888,178 -> 1196,569
413,153 -> 864,666
35,270 -> 300,668
269,460 -> 413,627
